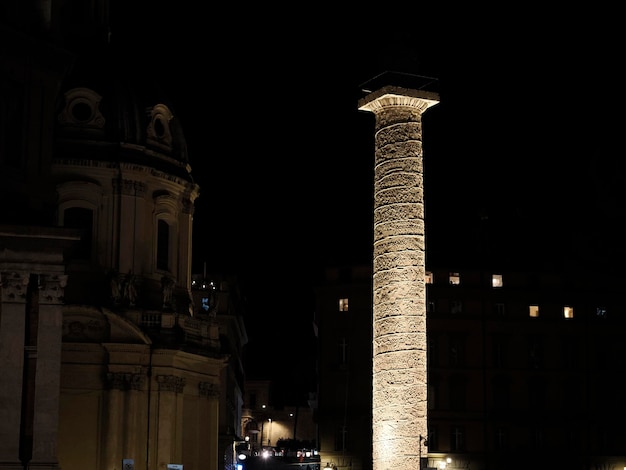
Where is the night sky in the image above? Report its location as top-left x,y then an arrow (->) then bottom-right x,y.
113,4 -> 626,399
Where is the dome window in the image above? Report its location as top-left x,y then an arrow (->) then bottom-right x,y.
58,87 -> 105,134
154,116 -> 166,138
71,100 -> 93,122
146,104 -> 173,150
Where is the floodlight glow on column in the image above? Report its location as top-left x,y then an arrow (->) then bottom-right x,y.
359,86 -> 439,470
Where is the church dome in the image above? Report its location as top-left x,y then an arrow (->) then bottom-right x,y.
55,50 -> 193,183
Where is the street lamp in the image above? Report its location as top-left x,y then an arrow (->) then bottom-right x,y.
259,405 -> 268,447
234,438 -> 250,470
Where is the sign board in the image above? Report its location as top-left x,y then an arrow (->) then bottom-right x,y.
167,465 -> 183,470
122,459 -> 134,470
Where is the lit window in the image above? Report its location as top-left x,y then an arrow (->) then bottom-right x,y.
596,307 -> 607,317
492,274 -> 503,288
563,306 -> 574,319
529,305 -> 539,318
425,272 -> 433,284
449,272 -> 460,285
339,298 -> 349,312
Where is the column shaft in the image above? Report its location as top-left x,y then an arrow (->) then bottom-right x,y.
359,87 -> 439,470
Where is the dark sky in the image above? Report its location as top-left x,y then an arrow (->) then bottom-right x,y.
114,5 -> 626,395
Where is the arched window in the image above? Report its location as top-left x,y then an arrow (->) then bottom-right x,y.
64,206 -> 93,260
56,180 -> 102,262
156,219 -> 170,271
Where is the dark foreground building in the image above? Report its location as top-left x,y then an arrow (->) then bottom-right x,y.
0,2 -> 247,469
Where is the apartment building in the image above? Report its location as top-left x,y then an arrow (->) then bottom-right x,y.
315,264 -> 626,470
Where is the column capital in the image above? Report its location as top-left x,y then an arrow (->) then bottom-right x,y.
0,271 -> 30,303
38,274 -> 68,305
358,86 -> 439,115
359,87 -> 439,134
199,381 -> 220,398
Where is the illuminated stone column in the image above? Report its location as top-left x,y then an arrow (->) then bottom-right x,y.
358,86 -> 439,470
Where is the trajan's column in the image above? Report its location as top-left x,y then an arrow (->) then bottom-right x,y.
358,85 -> 439,470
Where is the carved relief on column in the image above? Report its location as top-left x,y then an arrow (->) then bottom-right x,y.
199,381 -> 219,399
37,274 -> 68,305
359,86 -> 439,470
156,375 -> 185,393
0,272 -> 29,303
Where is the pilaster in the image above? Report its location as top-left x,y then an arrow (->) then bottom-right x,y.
200,381 -> 220,470
30,274 -> 66,468
155,375 -> 186,467
104,372 -> 126,469
0,272 -> 29,465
